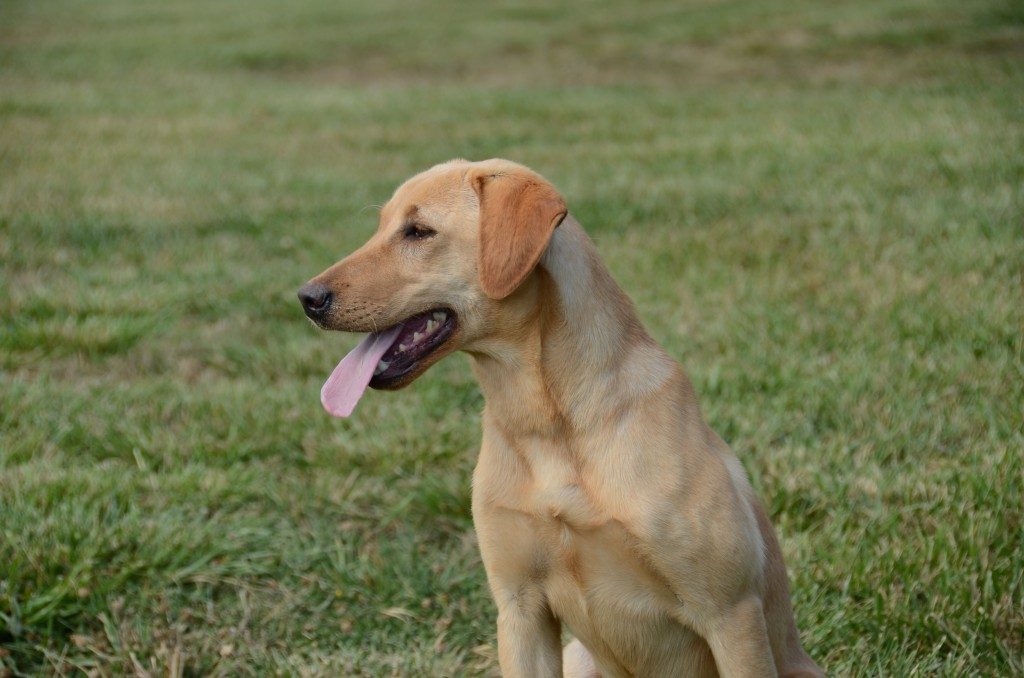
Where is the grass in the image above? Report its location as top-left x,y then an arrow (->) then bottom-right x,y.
1,0 -> 1022,674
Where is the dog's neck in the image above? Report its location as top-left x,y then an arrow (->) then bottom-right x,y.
468,216 -> 679,437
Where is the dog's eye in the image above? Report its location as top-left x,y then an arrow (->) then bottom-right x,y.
402,223 -> 436,240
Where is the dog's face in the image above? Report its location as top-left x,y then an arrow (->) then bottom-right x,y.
299,159 -> 566,390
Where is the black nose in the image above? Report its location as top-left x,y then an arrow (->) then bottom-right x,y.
298,283 -> 333,319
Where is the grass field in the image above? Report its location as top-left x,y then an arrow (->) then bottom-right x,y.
2,0 -> 1022,675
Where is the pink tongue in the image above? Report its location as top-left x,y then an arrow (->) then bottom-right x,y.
320,326 -> 402,418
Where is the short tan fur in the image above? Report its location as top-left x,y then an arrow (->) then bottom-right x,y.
304,159 -> 823,678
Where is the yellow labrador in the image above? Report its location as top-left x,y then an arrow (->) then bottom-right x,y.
299,159 -> 823,678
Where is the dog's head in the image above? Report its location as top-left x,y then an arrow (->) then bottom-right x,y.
298,159 -> 566,413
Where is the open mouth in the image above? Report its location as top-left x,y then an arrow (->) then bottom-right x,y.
369,308 -> 457,387
319,308 -> 457,417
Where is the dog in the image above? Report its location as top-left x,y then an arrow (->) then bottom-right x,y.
299,159 -> 823,677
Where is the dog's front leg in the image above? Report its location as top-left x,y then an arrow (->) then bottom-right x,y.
704,595 -> 778,678
494,586 -> 562,678
476,517 -> 562,676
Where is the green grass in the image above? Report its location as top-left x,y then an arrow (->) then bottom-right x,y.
1,0 -> 1022,674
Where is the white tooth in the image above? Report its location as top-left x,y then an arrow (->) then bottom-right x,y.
376,360 -> 389,373
426,319 -> 436,334
433,312 -> 445,321
413,331 -> 423,344
399,344 -> 407,352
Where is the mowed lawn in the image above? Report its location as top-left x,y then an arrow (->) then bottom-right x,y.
1,0 -> 1022,674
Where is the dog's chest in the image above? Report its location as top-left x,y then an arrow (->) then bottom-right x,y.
514,454 -> 677,605
495,438 -> 634,547
478,436 -> 691,672
507,442 -> 607,529
530,489 -> 688,673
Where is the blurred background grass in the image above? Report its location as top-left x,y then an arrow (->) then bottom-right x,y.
1,0 -> 1022,675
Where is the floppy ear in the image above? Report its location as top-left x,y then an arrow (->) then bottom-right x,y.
473,169 -> 567,300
